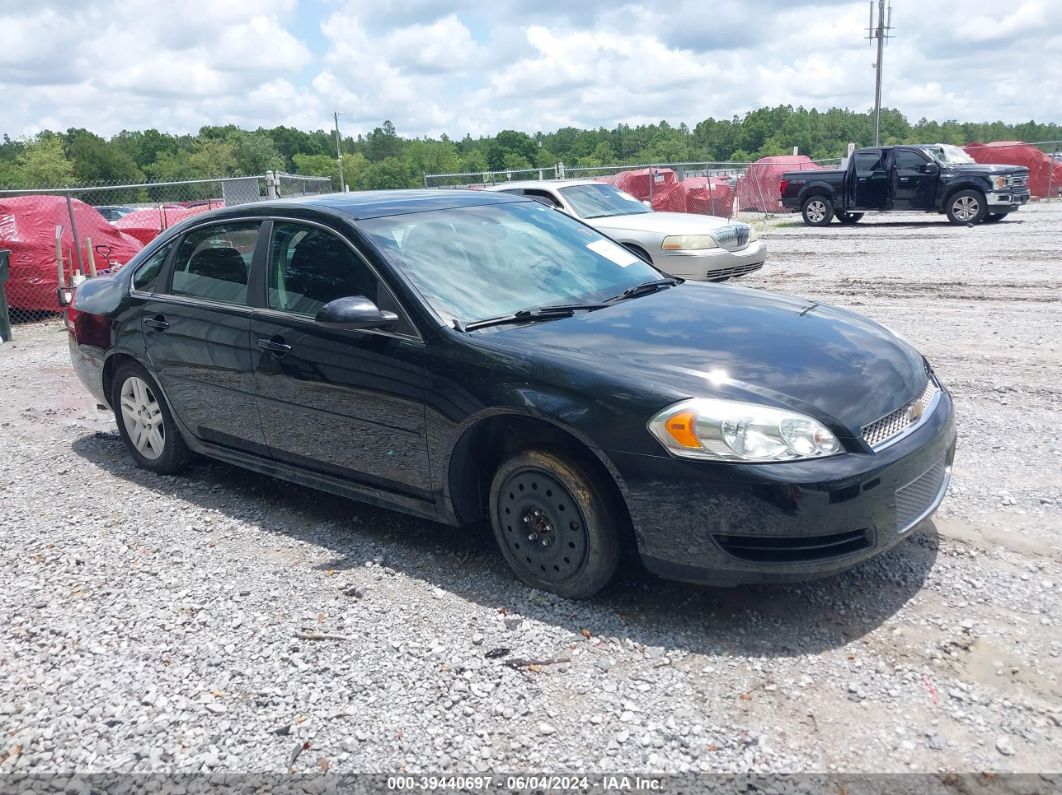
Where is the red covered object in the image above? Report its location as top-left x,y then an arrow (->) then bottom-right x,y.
598,167 -> 689,212
737,155 -> 822,212
682,176 -> 735,217
114,203 -> 218,245
963,141 -> 1062,198
0,195 -> 143,312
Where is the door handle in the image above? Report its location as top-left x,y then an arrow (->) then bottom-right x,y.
144,315 -> 169,330
256,337 -> 292,354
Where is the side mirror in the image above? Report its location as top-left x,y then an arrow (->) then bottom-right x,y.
314,296 -> 398,330
922,162 -> 939,174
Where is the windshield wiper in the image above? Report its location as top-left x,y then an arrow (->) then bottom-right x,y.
463,303 -> 605,332
605,277 -> 681,303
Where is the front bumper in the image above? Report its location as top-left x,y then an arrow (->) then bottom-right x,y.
986,190 -> 1030,209
611,388 -> 957,586
651,239 -> 767,281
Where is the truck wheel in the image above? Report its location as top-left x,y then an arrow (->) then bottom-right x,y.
836,211 -> 864,224
489,448 -> 621,599
946,190 -> 987,225
801,196 -> 833,226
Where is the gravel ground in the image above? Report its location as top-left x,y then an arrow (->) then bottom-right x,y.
1,202 -> 1060,776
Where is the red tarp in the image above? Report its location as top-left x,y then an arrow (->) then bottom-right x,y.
599,168 -> 689,212
737,155 -> 823,212
682,176 -> 735,217
114,202 -> 219,245
963,141 -> 1062,198
0,195 -> 143,312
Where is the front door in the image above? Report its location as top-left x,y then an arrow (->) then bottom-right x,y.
851,149 -> 890,210
892,148 -> 936,210
141,220 -> 267,455
251,220 -> 432,499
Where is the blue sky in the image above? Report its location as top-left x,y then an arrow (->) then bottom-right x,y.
1,0 -> 1058,140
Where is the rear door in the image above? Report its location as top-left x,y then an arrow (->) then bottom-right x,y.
250,218 -> 432,500
892,148 -> 936,210
141,219 -> 268,455
850,149 -> 890,210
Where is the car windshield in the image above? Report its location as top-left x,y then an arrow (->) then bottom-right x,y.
925,144 -> 975,165
557,183 -> 651,219
360,200 -> 661,326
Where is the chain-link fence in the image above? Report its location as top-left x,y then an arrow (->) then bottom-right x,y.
0,172 -> 332,332
423,157 -> 845,220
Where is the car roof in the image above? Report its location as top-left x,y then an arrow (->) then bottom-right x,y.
485,179 -> 602,191
204,189 -> 529,222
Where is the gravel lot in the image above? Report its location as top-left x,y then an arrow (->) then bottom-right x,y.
1,202 -> 1060,776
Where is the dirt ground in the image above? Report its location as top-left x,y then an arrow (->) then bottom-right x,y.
0,201 -> 1059,775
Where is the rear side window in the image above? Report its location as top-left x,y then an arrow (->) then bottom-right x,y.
855,151 -> 884,174
131,243 -> 172,293
169,222 -> 259,305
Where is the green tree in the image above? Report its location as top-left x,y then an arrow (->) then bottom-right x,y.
13,133 -> 75,187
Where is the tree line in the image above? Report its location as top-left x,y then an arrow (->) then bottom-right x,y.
1,106 -> 1059,192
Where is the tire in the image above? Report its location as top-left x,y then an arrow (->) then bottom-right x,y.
801,195 -> 834,226
836,211 -> 864,224
946,190 -> 987,225
982,212 -> 1007,223
111,361 -> 190,475
489,448 -> 621,599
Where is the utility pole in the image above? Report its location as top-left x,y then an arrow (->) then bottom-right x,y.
867,0 -> 893,146
333,111 -> 345,191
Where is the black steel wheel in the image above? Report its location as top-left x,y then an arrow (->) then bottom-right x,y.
489,449 -> 620,599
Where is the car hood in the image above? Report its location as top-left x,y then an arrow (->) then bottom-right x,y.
472,283 -> 928,437
945,163 -> 1029,176
586,211 -> 735,235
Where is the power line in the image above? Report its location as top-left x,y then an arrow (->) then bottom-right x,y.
867,1 -> 894,146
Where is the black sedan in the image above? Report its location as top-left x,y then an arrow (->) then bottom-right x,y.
67,190 -> 956,598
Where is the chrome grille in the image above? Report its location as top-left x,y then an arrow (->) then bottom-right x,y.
712,224 -> 751,252
707,261 -> 764,280
862,379 -> 939,450
1010,174 -> 1029,188
896,459 -> 948,533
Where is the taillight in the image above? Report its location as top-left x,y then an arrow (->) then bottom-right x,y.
64,300 -> 79,334
779,179 -> 789,195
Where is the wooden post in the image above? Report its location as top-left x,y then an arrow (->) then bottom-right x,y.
85,237 -> 97,277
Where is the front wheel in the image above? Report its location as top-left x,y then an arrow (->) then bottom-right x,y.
111,361 -> 190,474
801,196 -> 834,226
946,190 -> 987,225
489,449 -> 621,599
836,211 -> 864,224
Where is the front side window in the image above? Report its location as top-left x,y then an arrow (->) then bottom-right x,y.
131,242 -> 173,293
895,149 -> 929,171
170,222 -> 259,305
361,200 -> 661,325
854,151 -> 884,175
267,222 -> 413,334
558,184 -> 650,219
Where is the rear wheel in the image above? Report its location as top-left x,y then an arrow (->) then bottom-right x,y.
946,190 -> 987,225
836,211 -> 864,224
982,212 -> 1008,223
489,449 -> 620,599
111,361 -> 190,475
801,196 -> 833,226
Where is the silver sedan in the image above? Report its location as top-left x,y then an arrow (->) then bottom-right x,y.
486,179 -> 766,281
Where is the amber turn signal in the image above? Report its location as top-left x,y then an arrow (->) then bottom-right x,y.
664,411 -> 701,448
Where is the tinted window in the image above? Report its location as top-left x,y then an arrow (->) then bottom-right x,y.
559,184 -> 650,218
895,149 -> 929,170
855,151 -> 884,175
132,243 -> 172,293
170,223 -> 258,305
267,222 -> 414,334
524,189 -> 562,208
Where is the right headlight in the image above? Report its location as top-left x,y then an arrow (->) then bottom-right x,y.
661,234 -> 718,251
648,398 -> 844,462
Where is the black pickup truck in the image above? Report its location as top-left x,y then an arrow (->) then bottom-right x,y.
780,144 -> 1030,226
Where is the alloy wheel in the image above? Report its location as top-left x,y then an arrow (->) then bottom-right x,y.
119,376 -> 165,460
952,195 -> 980,222
806,200 -> 827,223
